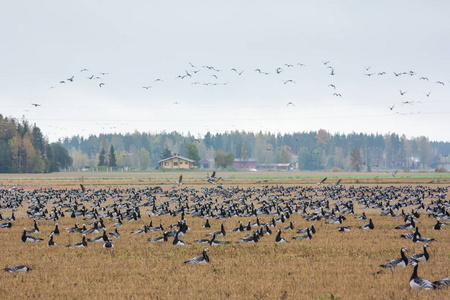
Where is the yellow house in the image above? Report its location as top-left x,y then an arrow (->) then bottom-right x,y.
158,155 -> 196,169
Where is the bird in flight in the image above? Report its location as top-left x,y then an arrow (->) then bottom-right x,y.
419,77 -> 429,81
333,93 -> 342,97
142,86 -> 152,89
364,73 -> 375,76
436,81 -> 445,85
399,90 -> 407,96
322,61 -> 330,65
67,76 -> 74,82
80,69 -> 88,72
378,72 -> 386,76
389,105 -> 395,111
425,91 -> 431,97
31,103 -> 41,107
328,84 -> 336,89
283,80 -> 295,84
286,102 -> 295,107
99,83 -> 105,87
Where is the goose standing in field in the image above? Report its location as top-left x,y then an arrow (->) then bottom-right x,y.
409,261 -> 435,289
67,234 -> 88,248
360,218 -> 374,230
184,248 -> 209,264
83,221 -> 100,235
408,244 -> 429,264
4,265 -> 32,272
275,229 -> 288,243
48,233 -> 57,246
379,248 -> 408,268
22,228 -> 44,243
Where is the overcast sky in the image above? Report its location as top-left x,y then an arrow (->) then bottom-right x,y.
1,0 -> 449,142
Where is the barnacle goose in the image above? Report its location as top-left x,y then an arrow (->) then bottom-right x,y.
409,261 -> 435,289
67,234 -> 88,248
109,228 -> 120,239
297,224 -> 315,234
22,229 -> 44,243
173,231 -> 189,245
203,219 -> 211,228
281,221 -> 294,230
50,223 -> 60,236
149,231 -> 169,242
0,222 -> 12,228
292,228 -> 312,240
48,233 -> 57,246
103,238 -> 114,249
87,229 -> 108,242
338,226 -> 351,232
26,220 -> 40,234
4,265 -> 32,272
413,233 -> 435,243
433,277 -> 450,288
230,221 -> 244,233
401,226 -> 421,239
184,248 -> 209,264
207,223 -> 226,236
209,234 -> 231,246
359,218 -> 374,230
275,229 -> 288,243
408,244 -> 429,264
379,248 -> 408,268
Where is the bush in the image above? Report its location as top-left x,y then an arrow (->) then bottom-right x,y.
435,167 -> 448,173
330,167 -> 342,172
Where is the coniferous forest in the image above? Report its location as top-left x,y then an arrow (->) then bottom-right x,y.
60,129 -> 450,171
0,115 -> 72,173
1,114 -> 450,173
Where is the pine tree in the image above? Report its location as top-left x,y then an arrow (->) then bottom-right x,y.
108,145 -> 117,167
98,148 -> 107,166
160,145 -> 172,160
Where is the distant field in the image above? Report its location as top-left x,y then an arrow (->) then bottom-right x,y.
0,174 -> 449,299
0,170 -> 449,187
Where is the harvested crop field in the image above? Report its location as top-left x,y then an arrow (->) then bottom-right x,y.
0,171 -> 449,299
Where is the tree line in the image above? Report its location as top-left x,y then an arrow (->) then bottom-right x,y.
60,129 -> 449,171
0,115 -> 72,173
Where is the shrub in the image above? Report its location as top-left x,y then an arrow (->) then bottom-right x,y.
435,167 -> 448,173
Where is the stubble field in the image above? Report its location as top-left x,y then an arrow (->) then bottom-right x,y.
0,171 -> 449,299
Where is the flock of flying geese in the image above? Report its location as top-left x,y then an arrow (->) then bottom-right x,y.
28,61 -> 447,111
1,176 -> 449,291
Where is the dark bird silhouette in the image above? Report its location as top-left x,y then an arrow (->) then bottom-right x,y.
399,90 -> 407,96
176,175 -> 182,186
286,102 -> 295,107
31,103 -> 41,107
389,105 -> 395,111
328,84 -> 336,89
99,83 -> 105,87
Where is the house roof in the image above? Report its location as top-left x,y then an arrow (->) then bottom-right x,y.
158,155 -> 195,163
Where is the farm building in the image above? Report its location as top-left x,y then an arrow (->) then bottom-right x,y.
233,159 -> 258,170
158,155 -> 196,169
200,159 -> 214,169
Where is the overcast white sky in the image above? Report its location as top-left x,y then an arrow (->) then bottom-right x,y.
1,0 -> 449,142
